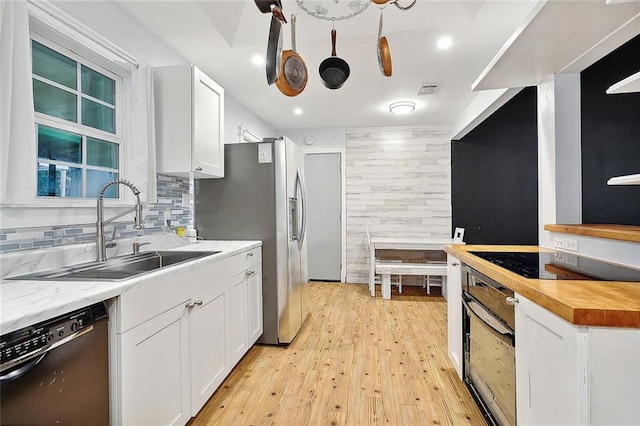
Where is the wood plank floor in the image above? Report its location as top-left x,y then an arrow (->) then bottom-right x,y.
190,283 -> 485,425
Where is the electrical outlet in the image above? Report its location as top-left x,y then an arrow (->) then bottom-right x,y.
565,238 -> 578,252
182,193 -> 190,208
565,254 -> 578,267
163,210 -> 171,226
553,252 -> 566,263
553,237 -> 565,249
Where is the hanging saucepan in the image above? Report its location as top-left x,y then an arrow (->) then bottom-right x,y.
254,0 -> 282,14
319,29 -> 350,90
265,8 -> 285,85
377,8 -> 392,77
371,0 -> 417,11
276,14 -> 308,96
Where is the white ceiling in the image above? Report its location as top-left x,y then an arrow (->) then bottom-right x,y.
112,1 -> 554,130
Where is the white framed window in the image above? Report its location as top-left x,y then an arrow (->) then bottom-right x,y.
31,35 -> 124,199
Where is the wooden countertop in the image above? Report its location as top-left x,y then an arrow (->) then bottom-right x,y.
545,224 -> 640,243
445,245 -> 640,328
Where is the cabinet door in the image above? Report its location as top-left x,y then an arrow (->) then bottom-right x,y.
189,280 -> 230,415
247,265 -> 263,345
229,272 -> 248,365
446,255 -> 463,379
193,67 -> 224,177
515,293 -> 586,425
119,303 -> 190,426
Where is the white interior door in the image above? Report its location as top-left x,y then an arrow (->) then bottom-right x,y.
305,152 -> 341,281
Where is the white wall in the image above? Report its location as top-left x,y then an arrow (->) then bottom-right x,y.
278,128 -> 346,147
224,94 -> 276,144
345,125 -> 452,284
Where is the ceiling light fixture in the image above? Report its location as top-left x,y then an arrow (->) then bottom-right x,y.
389,101 -> 415,114
437,36 -> 452,50
294,108 -> 303,115
252,55 -> 264,65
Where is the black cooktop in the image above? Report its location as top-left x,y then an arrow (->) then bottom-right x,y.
470,251 -> 640,281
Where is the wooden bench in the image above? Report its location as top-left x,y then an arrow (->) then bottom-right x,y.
375,262 -> 448,300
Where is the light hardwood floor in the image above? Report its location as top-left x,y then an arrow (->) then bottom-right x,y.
190,283 -> 485,425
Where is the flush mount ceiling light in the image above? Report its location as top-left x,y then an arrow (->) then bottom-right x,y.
389,101 -> 415,114
252,55 -> 264,65
294,108 -> 303,115
437,36 -> 452,50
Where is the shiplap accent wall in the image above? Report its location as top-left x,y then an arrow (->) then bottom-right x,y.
346,126 -> 452,284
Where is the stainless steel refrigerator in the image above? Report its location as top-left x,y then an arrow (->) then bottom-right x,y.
194,137 -> 309,345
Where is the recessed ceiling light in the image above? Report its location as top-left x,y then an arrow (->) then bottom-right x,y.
294,108 -> 303,115
389,101 -> 415,115
252,55 -> 264,65
437,36 -> 452,50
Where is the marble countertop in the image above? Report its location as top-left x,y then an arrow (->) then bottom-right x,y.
0,240 -> 261,335
445,245 -> 640,328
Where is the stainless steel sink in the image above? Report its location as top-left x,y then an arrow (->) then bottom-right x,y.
7,251 -> 220,281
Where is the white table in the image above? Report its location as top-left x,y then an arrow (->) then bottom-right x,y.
368,237 -> 463,299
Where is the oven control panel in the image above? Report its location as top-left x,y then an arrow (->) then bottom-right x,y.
0,302 -> 107,372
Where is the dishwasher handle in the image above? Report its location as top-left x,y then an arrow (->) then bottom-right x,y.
0,324 -> 95,382
0,353 -> 48,383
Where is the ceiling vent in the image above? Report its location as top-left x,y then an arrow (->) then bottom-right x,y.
417,83 -> 438,96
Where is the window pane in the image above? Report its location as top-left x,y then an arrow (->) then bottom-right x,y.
37,126 -> 82,164
32,41 -> 77,90
33,80 -> 77,122
87,138 -> 118,168
87,170 -> 120,198
81,98 -> 115,133
81,66 -> 115,105
37,162 -> 82,197
87,170 -> 119,198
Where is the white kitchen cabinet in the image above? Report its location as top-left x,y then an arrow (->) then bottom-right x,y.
247,266 -> 263,344
446,254 -> 463,379
119,302 -> 191,426
515,293 -> 586,426
228,247 -> 263,365
189,280 -> 231,416
115,246 -> 263,425
229,271 -> 248,365
154,64 -> 225,178
514,292 -> 640,425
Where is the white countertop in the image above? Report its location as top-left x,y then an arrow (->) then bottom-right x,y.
0,240 -> 261,335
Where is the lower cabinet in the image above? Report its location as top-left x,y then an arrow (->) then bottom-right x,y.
116,246 -> 262,425
446,254 -> 463,379
189,281 -> 230,416
515,292 -> 640,425
119,303 -> 191,426
515,293 -> 584,425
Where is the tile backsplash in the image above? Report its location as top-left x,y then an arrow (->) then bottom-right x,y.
0,174 -> 193,253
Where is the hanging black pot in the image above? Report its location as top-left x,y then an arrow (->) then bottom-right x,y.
319,29 -> 350,90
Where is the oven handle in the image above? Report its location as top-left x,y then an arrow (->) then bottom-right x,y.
463,296 -> 513,337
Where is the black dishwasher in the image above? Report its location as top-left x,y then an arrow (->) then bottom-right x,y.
0,302 -> 109,425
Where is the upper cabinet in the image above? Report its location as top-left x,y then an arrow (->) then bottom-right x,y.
155,65 -> 225,178
472,0 -> 640,91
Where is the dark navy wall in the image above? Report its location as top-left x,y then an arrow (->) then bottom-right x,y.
581,34 -> 640,225
451,87 -> 538,245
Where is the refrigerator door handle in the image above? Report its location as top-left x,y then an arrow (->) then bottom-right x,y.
296,166 -> 307,246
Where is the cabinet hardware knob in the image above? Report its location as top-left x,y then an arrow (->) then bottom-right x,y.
505,297 -> 519,305
247,252 -> 254,257
194,300 -> 203,306
195,167 -> 203,172
245,270 -> 255,277
451,262 -> 460,266
186,301 -> 195,309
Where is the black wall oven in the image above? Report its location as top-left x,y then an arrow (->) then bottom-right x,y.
462,265 -> 516,426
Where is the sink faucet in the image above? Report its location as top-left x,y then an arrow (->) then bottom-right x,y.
96,179 -> 144,261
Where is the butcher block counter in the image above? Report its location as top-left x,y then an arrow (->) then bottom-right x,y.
545,223 -> 640,243
445,245 -> 640,328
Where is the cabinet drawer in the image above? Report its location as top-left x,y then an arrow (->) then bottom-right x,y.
118,257 -> 229,333
228,247 -> 261,276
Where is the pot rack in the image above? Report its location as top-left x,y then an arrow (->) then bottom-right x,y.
295,0 -> 416,21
